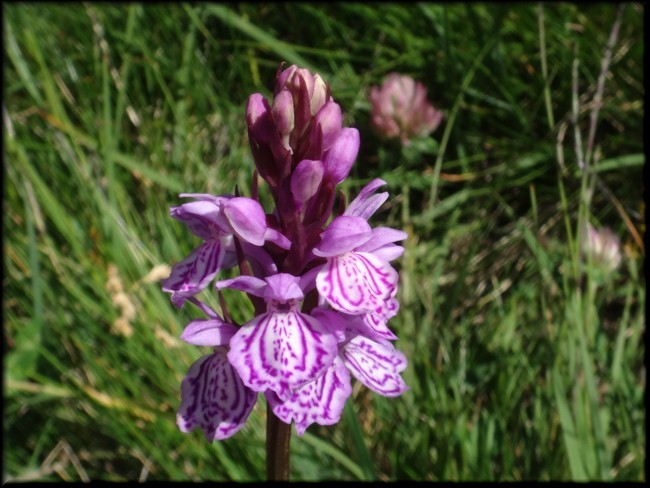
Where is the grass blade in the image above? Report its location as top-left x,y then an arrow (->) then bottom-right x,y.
204,5 -> 315,71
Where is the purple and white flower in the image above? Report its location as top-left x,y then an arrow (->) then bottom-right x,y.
216,273 -> 338,401
266,356 -> 352,436
314,179 -> 407,325
311,308 -> 408,396
162,194 -> 290,307
176,315 -> 257,441
165,64 -> 409,441
266,307 -> 408,436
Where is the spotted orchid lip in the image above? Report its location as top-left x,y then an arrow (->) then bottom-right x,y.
177,351 -> 257,442
341,335 -> 409,397
267,356 -> 352,436
227,310 -> 337,401
162,240 -> 227,308
316,251 -> 399,316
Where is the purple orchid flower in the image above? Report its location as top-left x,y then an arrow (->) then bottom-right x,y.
216,273 -> 339,401
265,355 -> 352,436
314,179 -> 407,322
266,305 -> 409,435
176,312 -> 257,442
162,194 -> 290,307
165,65 -> 409,448
323,309 -> 409,397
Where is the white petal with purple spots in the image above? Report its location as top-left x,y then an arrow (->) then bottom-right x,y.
177,350 -> 257,441
162,241 -> 225,306
341,336 -> 408,397
268,356 -> 352,436
227,311 -> 337,401
361,313 -> 398,341
316,251 -> 398,315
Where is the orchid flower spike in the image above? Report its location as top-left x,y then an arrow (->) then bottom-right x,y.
165,64 -> 409,442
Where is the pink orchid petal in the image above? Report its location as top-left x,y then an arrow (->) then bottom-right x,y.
171,200 -> 230,239
316,251 -> 398,315
223,197 -> 267,246
227,311 -> 337,401
359,296 -> 400,325
298,265 -> 323,295
241,242 -> 279,276
215,275 -> 268,298
310,308 -> 348,343
313,216 -> 372,257
162,241 -> 226,307
323,128 -> 360,183
360,312 -> 399,341
341,336 -> 408,397
371,244 -> 405,262
342,309 -> 398,342
263,273 -> 304,302
177,350 -> 257,441
263,227 -> 292,250
344,178 -> 389,220
309,101 -> 343,152
355,227 -> 408,253
271,89 -> 295,137
180,319 -> 238,347
246,94 -> 277,144
267,356 -> 352,436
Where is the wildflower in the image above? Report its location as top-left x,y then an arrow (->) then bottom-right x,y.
310,308 -> 408,397
266,356 -> 352,436
314,179 -> 407,338
165,64 -> 408,443
162,194 -> 290,307
582,223 -> 622,274
216,273 -> 338,401
369,73 -> 443,145
176,313 -> 257,441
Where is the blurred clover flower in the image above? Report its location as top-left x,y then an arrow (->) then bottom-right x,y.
369,73 -> 443,146
582,223 -> 622,274
164,64 -> 408,449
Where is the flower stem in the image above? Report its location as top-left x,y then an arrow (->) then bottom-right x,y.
266,401 -> 291,480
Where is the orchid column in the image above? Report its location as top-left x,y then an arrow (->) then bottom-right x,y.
163,64 -> 408,481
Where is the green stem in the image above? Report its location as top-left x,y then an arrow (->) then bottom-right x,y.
266,402 -> 291,481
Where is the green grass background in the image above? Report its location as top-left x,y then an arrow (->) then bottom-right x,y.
4,2 -> 645,481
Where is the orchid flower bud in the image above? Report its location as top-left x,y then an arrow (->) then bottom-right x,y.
290,159 -> 324,208
310,74 -> 328,116
274,65 -> 332,144
274,64 -> 298,96
323,128 -> 360,183
309,100 -> 343,153
247,93 -> 291,187
272,89 -> 295,150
